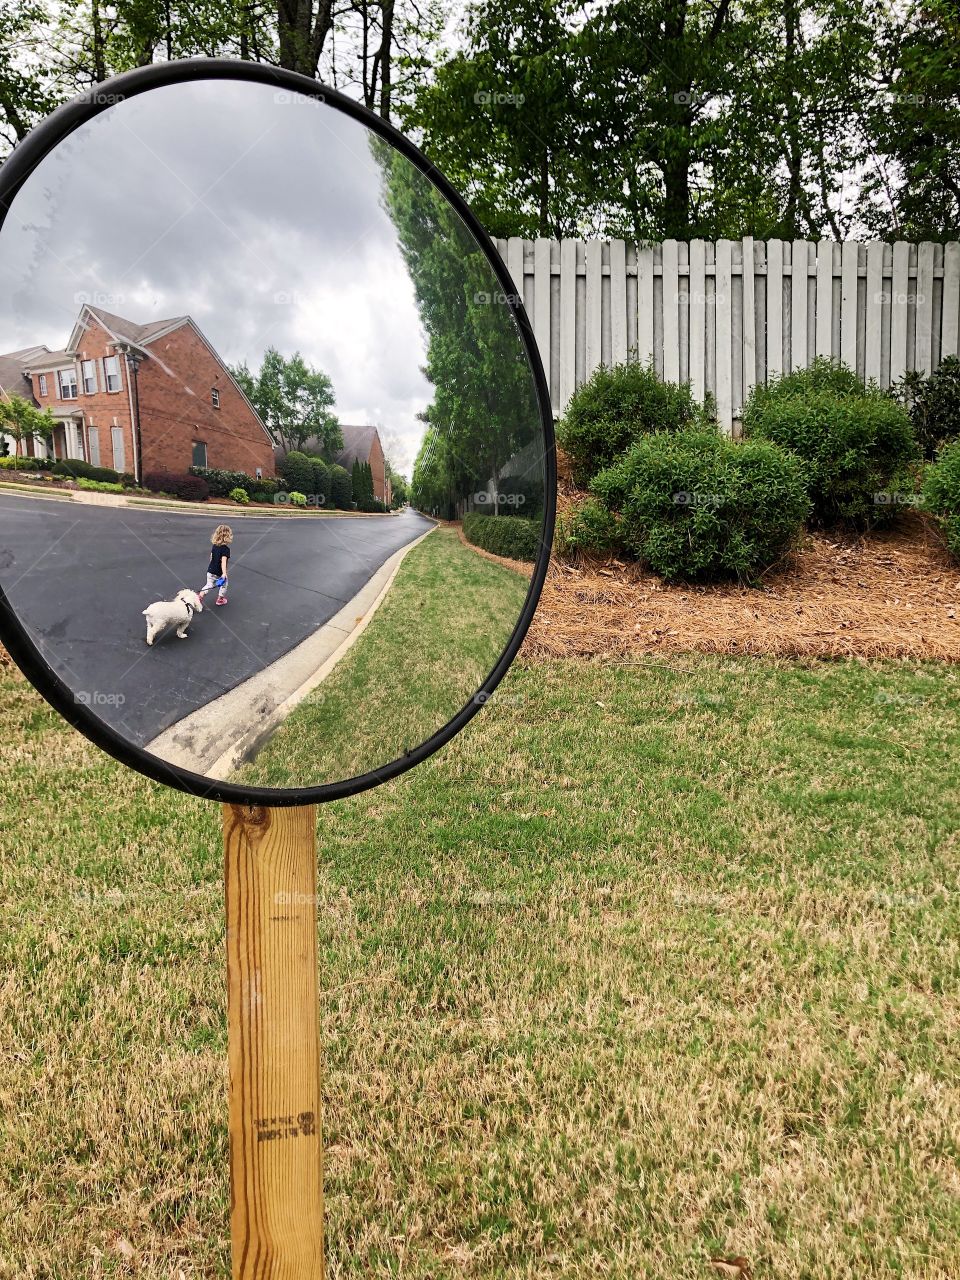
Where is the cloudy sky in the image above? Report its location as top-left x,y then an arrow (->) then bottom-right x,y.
0,79 -> 454,475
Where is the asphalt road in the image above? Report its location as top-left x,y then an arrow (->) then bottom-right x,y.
0,493 -> 433,747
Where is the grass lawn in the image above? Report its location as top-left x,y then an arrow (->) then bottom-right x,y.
1,649 -> 959,1277
237,525 -> 531,787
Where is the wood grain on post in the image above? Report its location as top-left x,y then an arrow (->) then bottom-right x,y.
224,804 -> 325,1278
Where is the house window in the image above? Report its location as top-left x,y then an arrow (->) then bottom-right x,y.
111,426 -> 125,473
81,359 -> 97,394
38,374 -> 47,396
211,388 -> 220,409
103,355 -> 122,392
192,441 -> 208,468
88,425 -> 100,467
58,368 -> 77,399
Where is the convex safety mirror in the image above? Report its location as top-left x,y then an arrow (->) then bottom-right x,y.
0,62 -> 555,804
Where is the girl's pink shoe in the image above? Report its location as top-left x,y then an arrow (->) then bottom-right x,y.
216,596 -> 228,606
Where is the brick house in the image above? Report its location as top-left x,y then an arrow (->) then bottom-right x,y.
296,425 -> 392,505
0,306 -> 275,479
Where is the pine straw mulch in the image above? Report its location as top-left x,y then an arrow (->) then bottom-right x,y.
525,515 -> 960,662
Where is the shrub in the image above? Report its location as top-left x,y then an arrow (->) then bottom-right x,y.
120,472 -> 136,489
896,355 -> 960,460
751,357 -> 866,402
743,380 -> 918,528
288,490 -> 308,508
589,430 -> 810,582
558,360 -> 710,486
328,463 -> 353,509
229,486 -> 250,504
143,471 -> 210,502
922,439 -> 960,558
557,497 -> 622,557
52,458 -> 121,484
279,451 -> 314,495
190,465 -> 251,497
307,457 -> 330,505
0,456 -> 42,471
76,477 -> 124,493
462,513 -> 541,561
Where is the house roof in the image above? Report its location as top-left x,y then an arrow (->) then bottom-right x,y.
70,306 -> 190,354
0,345 -> 48,402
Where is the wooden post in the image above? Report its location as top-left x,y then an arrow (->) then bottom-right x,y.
224,804 -> 325,1278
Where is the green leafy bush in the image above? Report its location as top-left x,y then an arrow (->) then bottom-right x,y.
306,457 -> 330,504
190,465 -> 249,496
143,471 -> 210,502
279,451 -> 314,495
328,464 -> 353,509
922,439 -> 960,558
288,490 -> 308,508
229,486 -> 250,504
558,360 -> 709,486
75,477 -> 124,493
743,362 -> 918,528
0,456 -> 43,471
897,355 -> 960,460
53,459 -> 121,484
556,497 -> 622,556
589,430 -> 810,582
462,513 -> 541,561
751,357 -> 866,402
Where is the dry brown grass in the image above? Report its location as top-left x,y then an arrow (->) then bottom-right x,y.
2,647 -> 959,1277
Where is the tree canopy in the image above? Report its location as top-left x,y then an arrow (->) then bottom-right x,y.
231,348 -> 342,457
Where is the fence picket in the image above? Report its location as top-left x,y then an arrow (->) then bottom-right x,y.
791,240 -> 809,372
767,239 -> 784,380
890,241 -> 910,385
662,239 -> 680,383
558,238 -> 577,409
943,242 -> 960,359
716,240 -> 733,431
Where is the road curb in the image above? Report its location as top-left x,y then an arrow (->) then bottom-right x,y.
0,479 -> 400,518
143,525 -> 436,779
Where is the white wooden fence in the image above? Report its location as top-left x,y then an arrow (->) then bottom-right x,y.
493,237 -> 960,432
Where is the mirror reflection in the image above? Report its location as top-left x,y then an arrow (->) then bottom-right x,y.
0,80 -> 547,789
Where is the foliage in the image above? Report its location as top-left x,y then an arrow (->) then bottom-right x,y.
52,459 -> 121,484
558,360 -> 709,487
922,439 -> 960,559
556,497 -> 622,557
462,513 -> 541,561
352,458 -> 375,506
287,490 -> 308,507
229,486 -> 250,504
189,466 -> 258,498
328,463 -> 353,509
589,430 -> 810,582
75,477 -> 124,493
400,0 -> 888,242
277,451 -> 315,497
0,455 -> 44,471
743,362 -> 919,528
895,355 -> 960,461
143,472 -> 210,502
308,457 -> 330,505
0,394 -> 55,467
232,348 -> 341,456
376,134 -> 541,516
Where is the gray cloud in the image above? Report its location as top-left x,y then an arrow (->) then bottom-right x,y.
0,79 -> 439,475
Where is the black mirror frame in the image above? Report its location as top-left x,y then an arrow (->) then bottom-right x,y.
0,58 -> 556,807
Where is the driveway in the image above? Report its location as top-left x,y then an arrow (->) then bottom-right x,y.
0,493 -> 433,746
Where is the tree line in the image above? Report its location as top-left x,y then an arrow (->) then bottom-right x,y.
2,0 -> 957,242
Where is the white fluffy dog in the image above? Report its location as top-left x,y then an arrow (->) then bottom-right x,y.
143,589 -> 204,645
